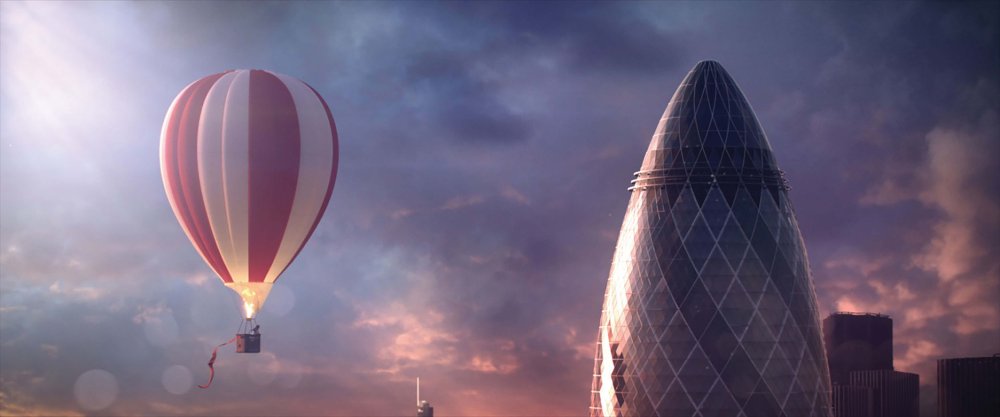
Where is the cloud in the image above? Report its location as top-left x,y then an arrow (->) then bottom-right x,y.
390,208 -> 415,220
464,354 -> 519,375
439,194 -> 487,211
499,184 -> 531,206
403,51 -> 533,145
183,273 -> 209,287
805,9 -> 999,411
47,282 -> 104,302
877,99 -> 1000,340
353,303 -> 459,375
895,339 -> 944,376
39,344 -> 58,359
0,380 -> 84,417
914,109 -> 1000,282
476,2 -> 688,75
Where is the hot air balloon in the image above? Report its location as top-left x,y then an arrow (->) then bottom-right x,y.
159,69 -> 337,371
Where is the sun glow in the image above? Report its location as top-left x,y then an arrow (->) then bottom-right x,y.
1,1 -> 159,219
1,2 -> 143,145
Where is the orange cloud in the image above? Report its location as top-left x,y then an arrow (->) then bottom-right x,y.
353,303 -> 459,375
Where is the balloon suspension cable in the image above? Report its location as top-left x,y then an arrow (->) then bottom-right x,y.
238,316 -> 261,335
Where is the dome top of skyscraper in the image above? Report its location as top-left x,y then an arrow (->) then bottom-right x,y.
631,60 -> 789,207
640,60 -> 778,175
693,59 -> 724,69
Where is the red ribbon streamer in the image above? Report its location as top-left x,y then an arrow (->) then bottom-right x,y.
198,336 -> 237,389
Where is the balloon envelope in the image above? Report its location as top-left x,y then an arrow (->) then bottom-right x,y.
160,69 -> 338,318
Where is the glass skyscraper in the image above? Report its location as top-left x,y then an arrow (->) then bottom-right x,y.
590,61 -> 833,417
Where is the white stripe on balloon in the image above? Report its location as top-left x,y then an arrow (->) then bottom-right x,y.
198,71 -> 238,282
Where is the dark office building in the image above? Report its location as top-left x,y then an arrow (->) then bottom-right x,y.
823,312 -> 893,385
938,356 -> 1000,417
823,313 -> 917,417
830,371 -> 918,417
831,384 -> 879,417
850,370 -> 919,417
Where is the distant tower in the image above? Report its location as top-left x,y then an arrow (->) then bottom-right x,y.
417,377 -> 434,417
823,313 -> 918,417
937,355 -> 1000,417
589,60 -> 833,416
823,312 -> 893,384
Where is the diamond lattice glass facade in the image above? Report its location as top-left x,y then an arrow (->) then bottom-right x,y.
590,61 -> 833,417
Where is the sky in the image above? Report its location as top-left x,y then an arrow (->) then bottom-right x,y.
0,1 -> 997,416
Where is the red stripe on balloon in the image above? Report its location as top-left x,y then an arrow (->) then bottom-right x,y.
247,70 -> 301,283
164,72 -> 233,283
272,82 -> 339,279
